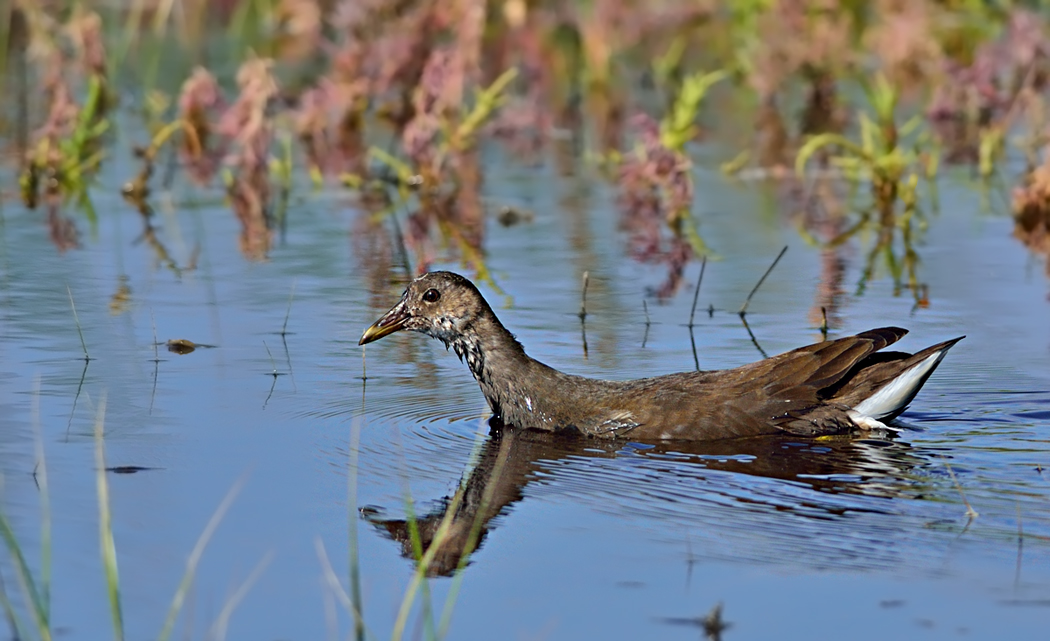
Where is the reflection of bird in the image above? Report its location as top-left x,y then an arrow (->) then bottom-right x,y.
363,427 -> 933,577
361,272 -> 962,441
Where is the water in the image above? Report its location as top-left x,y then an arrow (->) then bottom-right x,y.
0,132 -> 1048,640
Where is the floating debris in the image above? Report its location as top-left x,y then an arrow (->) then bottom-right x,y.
164,339 -> 217,355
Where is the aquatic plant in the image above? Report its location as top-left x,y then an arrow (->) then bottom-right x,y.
796,74 -> 939,298
17,7 -> 111,232
2,0 -> 1046,294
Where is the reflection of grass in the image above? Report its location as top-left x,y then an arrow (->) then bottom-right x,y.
394,427 -> 507,640
0,397 -> 257,641
318,419 -> 505,640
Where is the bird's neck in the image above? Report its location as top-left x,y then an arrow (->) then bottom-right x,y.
441,310 -> 539,419
445,311 -> 523,383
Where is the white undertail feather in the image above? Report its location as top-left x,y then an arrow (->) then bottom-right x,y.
846,410 -> 895,432
851,350 -> 948,422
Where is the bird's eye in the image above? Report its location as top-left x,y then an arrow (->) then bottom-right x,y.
422,288 -> 441,303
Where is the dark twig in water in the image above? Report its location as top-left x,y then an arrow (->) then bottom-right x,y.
820,306 -> 829,340
65,359 -> 89,442
739,313 -> 769,359
580,271 -> 589,358
739,245 -> 788,317
687,259 -> 707,370
67,284 -> 91,361
281,331 -> 296,392
642,299 -> 651,348
579,271 -> 589,321
281,279 -> 297,336
688,257 -> 707,329
264,341 -> 280,409
943,459 -> 979,519
689,328 -> 700,372
264,341 -> 279,375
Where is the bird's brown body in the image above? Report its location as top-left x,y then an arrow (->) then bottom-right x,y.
360,272 -> 962,441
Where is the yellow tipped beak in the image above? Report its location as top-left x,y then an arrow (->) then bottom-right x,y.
359,302 -> 409,345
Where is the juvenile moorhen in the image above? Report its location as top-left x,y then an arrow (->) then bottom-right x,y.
359,272 -> 963,441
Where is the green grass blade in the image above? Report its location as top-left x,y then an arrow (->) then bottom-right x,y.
93,394 -> 124,641
156,474 -> 246,641
0,513 -> 49,639
315,537 -> 370,634
436,427 -> 512,639
390,423 -> 494,641
208,550 -> 273,641
0,567 -> 32,641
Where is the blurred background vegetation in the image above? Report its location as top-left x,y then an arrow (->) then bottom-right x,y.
3,0 -> 1050,297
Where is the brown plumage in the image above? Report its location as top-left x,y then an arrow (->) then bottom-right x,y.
360,272 -> 963,441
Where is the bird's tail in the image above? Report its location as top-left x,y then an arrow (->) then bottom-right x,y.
850,336 -> 964,424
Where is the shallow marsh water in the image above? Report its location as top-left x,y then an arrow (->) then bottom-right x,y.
0,132 -> 1049,641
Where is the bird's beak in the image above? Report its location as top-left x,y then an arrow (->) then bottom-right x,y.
359,299 -> 410,345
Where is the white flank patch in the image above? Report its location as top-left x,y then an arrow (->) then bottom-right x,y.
852,351 -> 946,421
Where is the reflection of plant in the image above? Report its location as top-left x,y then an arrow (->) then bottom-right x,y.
617,69 -> 724,298
927,9 -> 1050,175
1012,156 -> 1050,276
367,63 -> 518,191
796,74 -> 939,298
353,58 -> 518,281
220,57 -> 280,261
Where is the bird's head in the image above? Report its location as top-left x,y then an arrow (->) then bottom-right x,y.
359,271 -> 491,347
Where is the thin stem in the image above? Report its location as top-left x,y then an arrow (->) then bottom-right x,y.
688,257 -> 706,328
94,395 -> 123,641
739,246 -> 787,316
67,285 -> 91,361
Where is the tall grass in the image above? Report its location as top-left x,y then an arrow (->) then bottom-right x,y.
93,395 -> 124,640
0,378 -> 52,641
0,394 -> 258,641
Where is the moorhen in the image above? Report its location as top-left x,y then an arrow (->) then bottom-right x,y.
359,271 -> 962,441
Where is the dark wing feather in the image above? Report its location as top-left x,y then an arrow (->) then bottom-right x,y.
725,327 -> 910,436
760,327 -> 908,396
